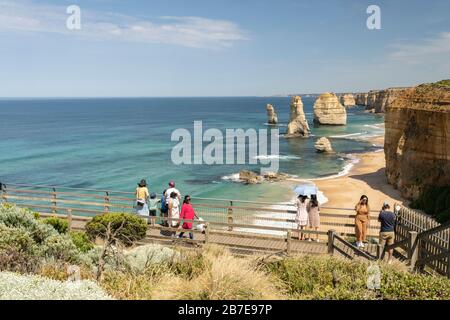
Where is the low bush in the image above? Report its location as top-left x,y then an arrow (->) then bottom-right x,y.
42,234 -> 80,263
70,231 -> 94,253
85,213 -> 147,246
0,205 -> 83,271
264,255 -> 450,300
44,217 -> 69,234
0,271 -> 112,300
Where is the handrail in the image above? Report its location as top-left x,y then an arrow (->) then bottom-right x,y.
1,181 -> 381,212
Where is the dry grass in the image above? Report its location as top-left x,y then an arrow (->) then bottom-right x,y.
99,245 -> 285,300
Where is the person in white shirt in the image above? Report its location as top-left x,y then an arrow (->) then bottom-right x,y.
165,180 -> 181,204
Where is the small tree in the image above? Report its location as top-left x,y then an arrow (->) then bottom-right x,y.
85,213 -> 147,246
85,213 -> 148,281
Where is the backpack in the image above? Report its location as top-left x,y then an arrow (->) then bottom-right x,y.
160,193 -> 167,211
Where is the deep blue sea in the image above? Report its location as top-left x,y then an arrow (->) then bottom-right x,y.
0,97 -> 384,202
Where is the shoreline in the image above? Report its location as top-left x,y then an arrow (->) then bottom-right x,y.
277,135 -> 405,210
311,135 -> 406,210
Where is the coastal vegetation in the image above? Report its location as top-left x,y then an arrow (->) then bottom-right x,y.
411,186 -> 450,223
1,204 -> 449,300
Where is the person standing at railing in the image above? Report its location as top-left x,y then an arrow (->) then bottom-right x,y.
307,194 -> 320,242
135,179 -> 150,217
178,195 -> 196,240
148,192 -> 160,226
168,191 -> 180,237
378,202 -> 396,264
296,195 -> 309,240
355,195 -> 370,248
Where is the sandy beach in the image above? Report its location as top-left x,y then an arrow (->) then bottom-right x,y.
312,136 -> 406,211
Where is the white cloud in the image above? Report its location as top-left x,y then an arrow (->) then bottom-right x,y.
0,0 -> 248,48
389,32 -> 450,63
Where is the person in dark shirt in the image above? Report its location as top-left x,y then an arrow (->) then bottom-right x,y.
378,202 -> 397,263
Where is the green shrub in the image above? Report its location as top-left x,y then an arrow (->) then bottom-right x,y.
264,255 -> 450,300
0,223 -> 36,253
0,204 -> 56,243
381,271 -> 450,300
42,234 -> 80,263
70,231 -> 94,253
85,213 -> 147,246
0,224 -> 41,273
44,217 -> 69,234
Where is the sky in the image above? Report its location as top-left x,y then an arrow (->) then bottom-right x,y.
0,0 -> 449,97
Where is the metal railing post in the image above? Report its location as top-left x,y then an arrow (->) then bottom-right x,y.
327,229 -> 335,255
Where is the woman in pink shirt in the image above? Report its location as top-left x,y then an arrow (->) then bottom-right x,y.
178,195 -> 197,240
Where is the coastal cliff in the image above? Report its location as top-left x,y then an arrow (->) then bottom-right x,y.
384,81 -> 450,199
313,93 -> 347,125
355,88 -> 410,113
339,94 -> 356,107
355,93 -> 368,106
286,96 -> 310,137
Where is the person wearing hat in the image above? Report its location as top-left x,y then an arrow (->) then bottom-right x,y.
148,192 -> 160,226
135,179 -> 150,218
164,180 -> 181,205
378,202 -> 397,263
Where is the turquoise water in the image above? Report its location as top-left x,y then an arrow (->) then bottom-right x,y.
0,97 -> 384,202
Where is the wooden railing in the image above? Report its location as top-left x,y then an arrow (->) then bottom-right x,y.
2,182 -> 448,277
385,207 -> 450,277
0,182 -> 381,240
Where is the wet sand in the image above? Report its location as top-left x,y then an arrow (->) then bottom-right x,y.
312,136 -> 406,210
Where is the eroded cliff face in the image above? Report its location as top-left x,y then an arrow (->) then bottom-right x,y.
313,93 -> 347,125
286,96 -> 310,137
354,93 -> 368,106
384,83 -> 450,199
340,94 -> 356,107
354,88 -> 410,113
371,88 -> 408,113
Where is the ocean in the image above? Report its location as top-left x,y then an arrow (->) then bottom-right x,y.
0,97 -> 384,203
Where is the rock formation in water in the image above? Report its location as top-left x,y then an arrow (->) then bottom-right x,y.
239,170 -> 288,184
266,104 -> 278,124
239,170 -> 263,184
340,94 -> 356,107
313,93 -> 347,125
315,137 -> 333,153
286,96 -> 310,137
384,81 -> 450,199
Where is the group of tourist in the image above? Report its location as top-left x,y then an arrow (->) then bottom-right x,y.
296,193 -> 399,263
353,194 -> 399,263
136,178 -> 400,262
135,179 -> 197,240
295,194 -> 321,242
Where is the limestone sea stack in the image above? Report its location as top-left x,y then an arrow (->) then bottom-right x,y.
286,96 -> 310,137
340,94 -> 356,107
315,137 -> 333,153
384,81 -> 450,199
313,93 -> 347,125
266,104 -> 278,124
